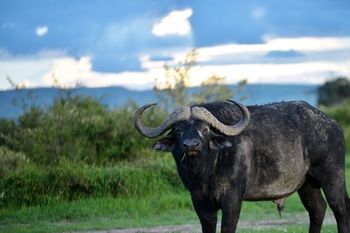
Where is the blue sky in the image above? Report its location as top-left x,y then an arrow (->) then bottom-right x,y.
1,0 -> 350,89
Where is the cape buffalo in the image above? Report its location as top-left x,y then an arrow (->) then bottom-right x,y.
134,100 -> 350,233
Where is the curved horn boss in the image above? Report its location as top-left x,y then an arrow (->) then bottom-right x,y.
191,100 -> 250,136
134,100 -> 250,137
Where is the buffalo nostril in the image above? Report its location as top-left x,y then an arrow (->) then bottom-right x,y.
182,140 -> 189,148
182,139 -> 200,148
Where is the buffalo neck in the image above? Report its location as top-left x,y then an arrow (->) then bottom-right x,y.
174,149 -> 220,190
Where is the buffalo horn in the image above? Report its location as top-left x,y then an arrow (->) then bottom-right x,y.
191,100 -> 250,136
133,104 -> 191,138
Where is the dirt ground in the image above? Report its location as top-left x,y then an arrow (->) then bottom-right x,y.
77,214 -> 336,233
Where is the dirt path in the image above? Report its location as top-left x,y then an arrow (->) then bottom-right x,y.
77,214 -> 336,233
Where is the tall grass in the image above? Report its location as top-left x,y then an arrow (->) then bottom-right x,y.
0,194 -> 196,233
0,156 -> 182,207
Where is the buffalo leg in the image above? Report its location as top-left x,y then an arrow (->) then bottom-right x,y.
322,183 -> 350,233
313,164 -> 350,233
191,198 -> 218,233
298,181 -> 327,233
220,192 -> 243,233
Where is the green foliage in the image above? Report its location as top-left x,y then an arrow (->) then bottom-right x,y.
0,159 -> 182,208
154,50 -> 197,108
0,146 -> 29,179
321,100 -> 350,150
108,101 -> 167,161
318,77 -> 350,106
0,95 -> 166,166
0,90 -> 173,209
0,119 -> 15,145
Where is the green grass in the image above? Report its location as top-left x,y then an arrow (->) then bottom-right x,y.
238,225 -> 337,233
0,191 -> 317,233
0,192 -> 337,233
0,155 -> 182,208
0,193 -> 197,233
2,154 -> 350,233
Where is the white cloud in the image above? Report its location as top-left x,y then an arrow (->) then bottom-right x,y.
189,61 -> 350,85
42,56 -> 160,90
195,36 -> 350,62
0,58 -> 53,89
151,60 -> 350,88
252,6 -> 265,20
1,36 -> 350,90
2,53 -> 349,91
35,26 -> 48,37
152,8 -> 193,37
140,36 -> 350,87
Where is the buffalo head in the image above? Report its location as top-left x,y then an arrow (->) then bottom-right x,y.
134,100 -> 250,158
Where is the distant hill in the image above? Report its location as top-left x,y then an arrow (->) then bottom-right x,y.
0,84 -> 318,119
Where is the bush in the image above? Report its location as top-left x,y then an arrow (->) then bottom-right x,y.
0,146 -> 29,179
318,77 -> 350,106
321,101 -> 350,151
0,119 -> 16,145
0,96 -> 167,165
0,159 -> 183,208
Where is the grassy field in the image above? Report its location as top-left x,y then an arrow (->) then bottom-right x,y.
0,194 -> 338,233
1,155 -> 349,233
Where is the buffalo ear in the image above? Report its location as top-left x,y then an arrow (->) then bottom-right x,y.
153,135 -> 175,152
209,134 -> 232,150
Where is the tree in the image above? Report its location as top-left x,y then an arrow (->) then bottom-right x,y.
318,77 -> 350,106
6,76 -> 35,111
154,49 -> 241,110
154,50 -> 197,108
192,75 -> 247,103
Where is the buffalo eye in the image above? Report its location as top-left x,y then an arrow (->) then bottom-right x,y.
197,125 -> 210,139
173,125 -> 184,136
200,125 -> 210,135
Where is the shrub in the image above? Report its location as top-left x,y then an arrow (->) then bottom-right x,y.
0,146 -> 29,179
318,77 -> 350,106
0,96 -> 167,165
0,119 -> 16,146
321,101 -> 350,151
0,159 -> 183,208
